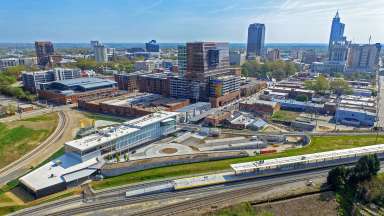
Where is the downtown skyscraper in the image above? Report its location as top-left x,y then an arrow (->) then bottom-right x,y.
246,23 -> 265,60
35,41 -> 54,67
328,11 -> 346,50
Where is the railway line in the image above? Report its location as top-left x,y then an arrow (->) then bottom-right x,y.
133,179 -> 301,216
13,159 -> 384,215
40,170 -> 330,216
0,111 -> 69,185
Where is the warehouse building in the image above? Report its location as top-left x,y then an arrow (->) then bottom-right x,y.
79,93 -> 189,117
272,99 -> 324,113
38,77 -> 117,104
335,107 -> 376,127
239,99 -> 280,115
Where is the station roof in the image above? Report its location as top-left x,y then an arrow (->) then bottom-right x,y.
176,102 -> 211,112
19,154 -> 100,192
52,77 -> 117,90
125,111 -> 178,128
336,107 -> 376,115
65,111 -> 177,152
65,126 -> 140,152
273,99 -> 324,108
231,144 -> 384,173
241,98 -> 279,106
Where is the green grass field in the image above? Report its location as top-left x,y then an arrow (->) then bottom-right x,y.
0,113 -> 58,169
83,112 -> 127,123
91,135 -> 384,190
271,110 -> 300,122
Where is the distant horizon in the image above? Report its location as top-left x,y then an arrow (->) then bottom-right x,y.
0,42 -> 329,45
1,1 -> 383,43
0,42 -> 330,50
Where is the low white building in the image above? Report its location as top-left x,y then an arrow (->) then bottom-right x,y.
20,111 -> 178,197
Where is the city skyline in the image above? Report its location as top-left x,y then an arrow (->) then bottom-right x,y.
0,0 -> 383,43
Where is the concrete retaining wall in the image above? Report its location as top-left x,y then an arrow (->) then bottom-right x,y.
101,152 -> 248,177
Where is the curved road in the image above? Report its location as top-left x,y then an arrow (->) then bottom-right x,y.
0,111 -> 69,185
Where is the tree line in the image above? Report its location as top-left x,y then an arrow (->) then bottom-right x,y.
304,75 -> 353,95
0,66 -> 37,102
241,60 -> 299,81
327,154 -> 382,214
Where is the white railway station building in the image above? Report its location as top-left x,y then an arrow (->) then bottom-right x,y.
20,111 -> 178,197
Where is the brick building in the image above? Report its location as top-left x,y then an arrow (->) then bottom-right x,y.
79,93 -> 189,118
240,99 -> 280,115
138,73 -> 172,96
38,78 -> 118,104
114,71 -> 150,92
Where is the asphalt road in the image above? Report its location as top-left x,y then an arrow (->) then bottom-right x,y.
0,104 -> 74,123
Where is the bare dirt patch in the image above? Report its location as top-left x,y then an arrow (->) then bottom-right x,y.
161,148 -> 178,154
253,192 -> 338,216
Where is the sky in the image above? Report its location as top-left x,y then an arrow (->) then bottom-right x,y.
0,0 -> 383,43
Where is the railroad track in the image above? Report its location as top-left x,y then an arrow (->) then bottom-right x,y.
131,179 -> 301,216
47,173 -> 327,216
13,179 -> 191,216
0,111 -> 69,185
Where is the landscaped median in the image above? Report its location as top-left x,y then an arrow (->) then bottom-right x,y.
91,134 -> 384,190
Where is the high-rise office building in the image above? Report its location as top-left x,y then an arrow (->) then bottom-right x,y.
35,41 -> 55,67
329,40 -> 350,62
246,23 -> 265,60
267,49 -> 281,62
22,68 -> 81,93
229,51 -> 246,65
302,49 -> 317,64
322,11 -> 350,73
328,11 -> 346,50
347,43 -> 382,72
185,42 -> 230,82
90,40 -> 100,48
94,44 -> 108,63
146,40 -> 160,52
177,45 -> 187,76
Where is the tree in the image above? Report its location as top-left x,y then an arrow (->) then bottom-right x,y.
304,75 -> 330,94
330,79 -> 353,96
2,65 -> 39,79
371,89 -> 378,97
295,94 -> 308,102
0,74 -> 17,86
327,166 -> 349,191
350,155 -> 380,184
74,59 -> 98,70
5,104 -> 16,115
240,60 -> 298,80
